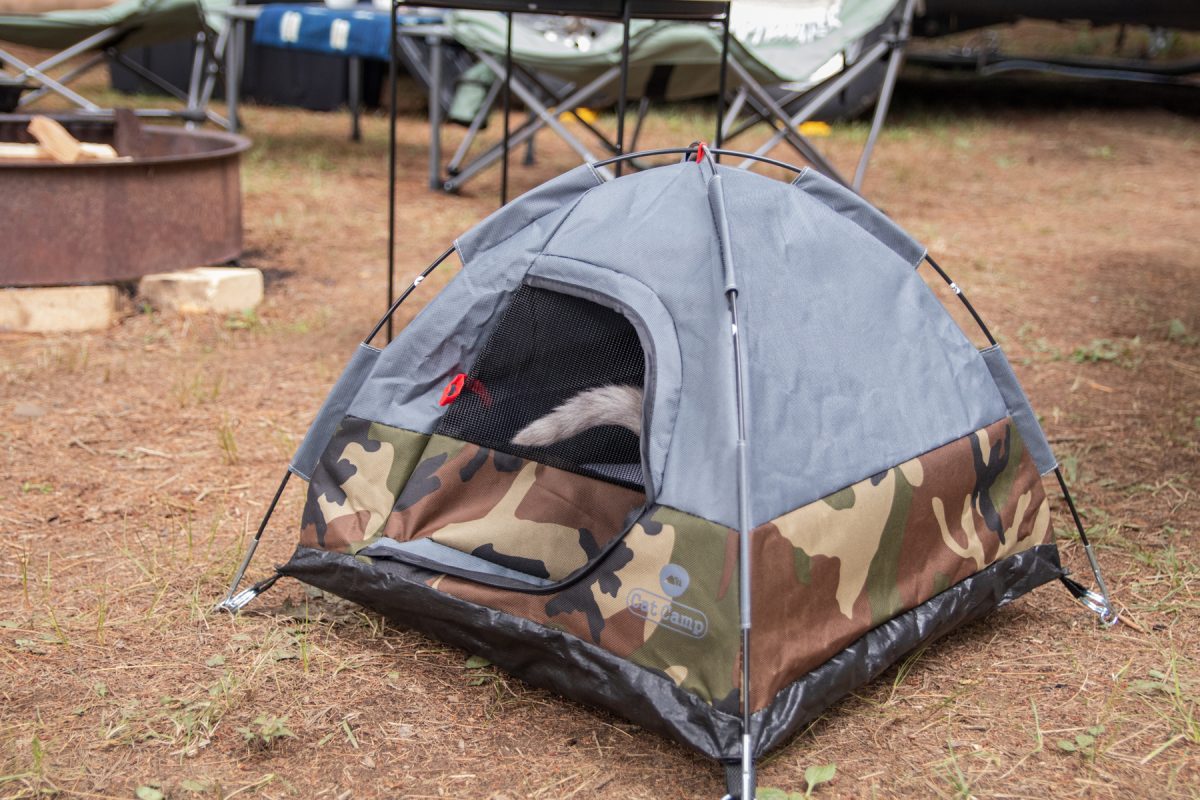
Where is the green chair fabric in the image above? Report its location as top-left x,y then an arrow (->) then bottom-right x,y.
0,0 -> 228,51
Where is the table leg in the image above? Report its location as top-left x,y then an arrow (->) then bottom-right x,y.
349,55 -> 362,142
227,18 -> 243,132
428,35 -> 443,189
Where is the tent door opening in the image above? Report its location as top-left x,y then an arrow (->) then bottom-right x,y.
358,283 -> 654,591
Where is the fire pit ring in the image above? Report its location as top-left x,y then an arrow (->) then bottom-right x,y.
1,115 -> 251,288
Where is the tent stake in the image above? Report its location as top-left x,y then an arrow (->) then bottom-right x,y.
217,470 -> 291,614
1055,468 -> 1119,626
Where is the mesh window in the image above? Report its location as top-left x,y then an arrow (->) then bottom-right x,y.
437,285 -> 646,489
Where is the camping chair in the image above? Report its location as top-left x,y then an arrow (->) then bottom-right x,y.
0,0 -> 233,127
721,0 -> 916,190
438,0 -> 911,194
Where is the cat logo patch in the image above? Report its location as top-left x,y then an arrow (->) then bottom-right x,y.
659,563 -> 690,598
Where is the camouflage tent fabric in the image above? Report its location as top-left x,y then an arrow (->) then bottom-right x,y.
277,154 -> 1065,772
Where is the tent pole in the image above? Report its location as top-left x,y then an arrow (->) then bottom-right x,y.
1055,470 -> 1119,625
216,470 -> 291,613
706,167 -> 755,799
364,245 -> 456,346
922,254 -> 997,346
218,244 -> 455,615
924,254 -> 1117,627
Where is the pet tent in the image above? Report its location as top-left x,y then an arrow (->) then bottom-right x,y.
222,146 -> 1116,799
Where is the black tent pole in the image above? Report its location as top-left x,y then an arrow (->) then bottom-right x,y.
386,0 -> 399,342
500,11 -> 513,205
922,254 -> 997,345
924,253 -> 1117,626
714,2 -> 731,160
217,470 -> 291,612
614,0 -> 631,177
1055,468 -> 1119,624
216,244 -> 456,615
363,245 -> 457,346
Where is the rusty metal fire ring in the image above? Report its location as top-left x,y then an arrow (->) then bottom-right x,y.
1,115 -> 251,288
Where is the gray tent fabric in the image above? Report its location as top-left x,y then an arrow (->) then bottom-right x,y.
791,168 -> 927,266
980,344 -> 1058,475
290,342 -> 380,481
301,161 -> 1011,529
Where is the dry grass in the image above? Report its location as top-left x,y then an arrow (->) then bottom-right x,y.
1,50 -> 1198,799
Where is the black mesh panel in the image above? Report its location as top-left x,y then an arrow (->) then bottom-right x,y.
436,285 -> 645,489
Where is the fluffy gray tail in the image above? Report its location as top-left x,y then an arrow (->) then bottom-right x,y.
511,384 -> 643,447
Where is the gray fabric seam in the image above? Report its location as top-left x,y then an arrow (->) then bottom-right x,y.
456,170 -> 603,267
790,169 -> 928,268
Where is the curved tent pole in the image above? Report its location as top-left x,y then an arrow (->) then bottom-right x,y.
592,145 -> 807,177
922,253 -> 1118,627
922,254 -> 997,346
364,245 -> 458,346
217,246 -> 458,614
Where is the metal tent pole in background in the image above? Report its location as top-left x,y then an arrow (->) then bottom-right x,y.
386,0 -> 399,342
714,1 -> 731,158
500,10 -> 513,204
614,0 -> 632,177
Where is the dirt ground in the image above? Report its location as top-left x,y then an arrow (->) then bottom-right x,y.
2,47 -> 1198,800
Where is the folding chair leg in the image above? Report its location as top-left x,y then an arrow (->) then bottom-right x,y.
740,38 -> 890,170
448,107 -> 541,179
727,57 -> 848,185
447,79 -> 503,175
197,23 -> 232,131
719,86 -> 747,142
852,0 -> 916,191
0,47 -> 103,111
517,67 -> 617,154
184,33 -> 206,129
475,52 -> 607,165
113,49 -> 190,102
18,52 -> 104,106
442,58 -> 617,192
629,96 -> 650,152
